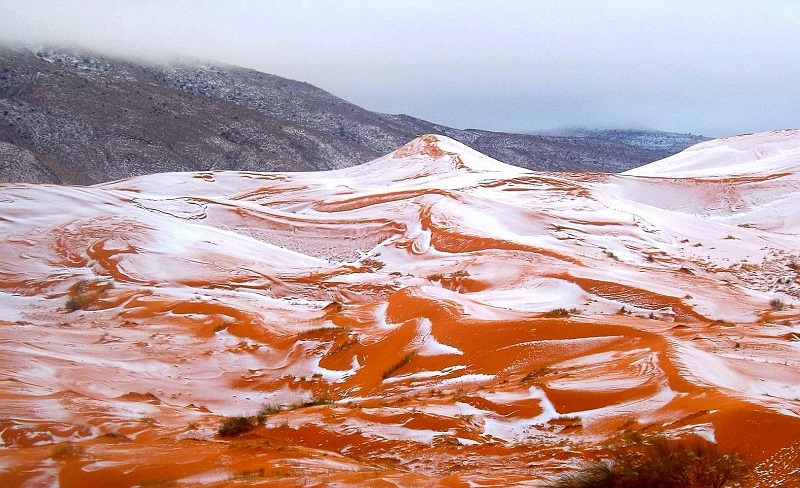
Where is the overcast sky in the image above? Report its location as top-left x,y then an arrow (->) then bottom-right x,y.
2,0 -> 799,137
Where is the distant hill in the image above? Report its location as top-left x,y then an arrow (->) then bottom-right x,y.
545,127 -> 709,157
1,47 -> 706,184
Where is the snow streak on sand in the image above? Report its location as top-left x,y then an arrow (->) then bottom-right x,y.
1,131 -> 799,486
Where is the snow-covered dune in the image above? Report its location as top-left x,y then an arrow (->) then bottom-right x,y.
1,132 -> 798,486
623,129 -> 800,178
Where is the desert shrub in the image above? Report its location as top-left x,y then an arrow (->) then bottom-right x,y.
255,404 -> 282,422
359,257 -> 384,270
218,416 -> 256,437
332,335 -> 359,353
255,397 -> 333,418
522,366 -> 552,382
64,280 -> 109,312
65,291 -> 99,311
302,396 -> 333,407
770,298 -> 786,311
381,352 -> 415,379
545,435 -> 749,488
546,308 -> 582,318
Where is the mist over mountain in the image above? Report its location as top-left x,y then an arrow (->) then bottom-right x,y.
0,47 -> 705,184
542,127 -> 708,155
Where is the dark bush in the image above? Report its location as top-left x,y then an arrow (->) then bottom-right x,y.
769,298 -> 786,311
545,435 -> 749,488
65,291 -> 99,311
381,352 -> 415,379
548,308 -> 571,317
218,416 -> 256,437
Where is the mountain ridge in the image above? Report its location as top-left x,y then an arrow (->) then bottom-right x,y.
542,127 -> 709,154
1,46 -> 706,184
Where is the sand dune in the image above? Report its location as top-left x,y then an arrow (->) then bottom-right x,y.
1,132 -> 798,486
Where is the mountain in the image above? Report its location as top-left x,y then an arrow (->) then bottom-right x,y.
547,127 -> 709,158
1,47 -> 704,184
1,130 -> 798,486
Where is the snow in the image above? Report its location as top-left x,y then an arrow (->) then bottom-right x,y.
414,318 -> 464,357
467,278 -> 589,312
671,341 -> 800,411
310,354 -> 361,383
478,387 -> 562,442
1,129 -> 800,483
0,292 -> 42,321
624,129 -> 800,178
434,136 -> 526,174
382,365 -> 468,385
437,374 -> 496,387
338,417 -> 441,444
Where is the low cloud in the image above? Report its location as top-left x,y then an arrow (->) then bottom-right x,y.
2,0 -> 799,137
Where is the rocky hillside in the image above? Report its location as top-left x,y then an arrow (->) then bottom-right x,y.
549,127 -> 709,158
1,47 -> 704,184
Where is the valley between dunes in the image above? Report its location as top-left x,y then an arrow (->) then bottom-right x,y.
1,131 -> 799,487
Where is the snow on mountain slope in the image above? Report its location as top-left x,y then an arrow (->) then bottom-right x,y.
624,129 -> 800,178
1,47 -> 688,185
1,133 -> 799,486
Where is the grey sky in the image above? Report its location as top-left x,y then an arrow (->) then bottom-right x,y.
2,0 -> 799,137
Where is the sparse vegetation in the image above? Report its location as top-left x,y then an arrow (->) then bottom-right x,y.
218,416 -> 256,437
233,467 -> 294,480
220,397 -> 336,435
522,366 -> 552,382
331,335 -> 360,353
549,415 -> 582,429
603,250 -> 619,260
64,280 -> 106,312
381,352 -> 415,379
257,404 -> 283,419
547,308 -> 581,318
546,435 -> 750,488
360,257 -> 384,271
738,262 -> 760,271
617,306 -> 632,315
770,298 -> 786,311
300,396 -> 333,408
65,290 -> 100,311
298,326 -> 344,337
